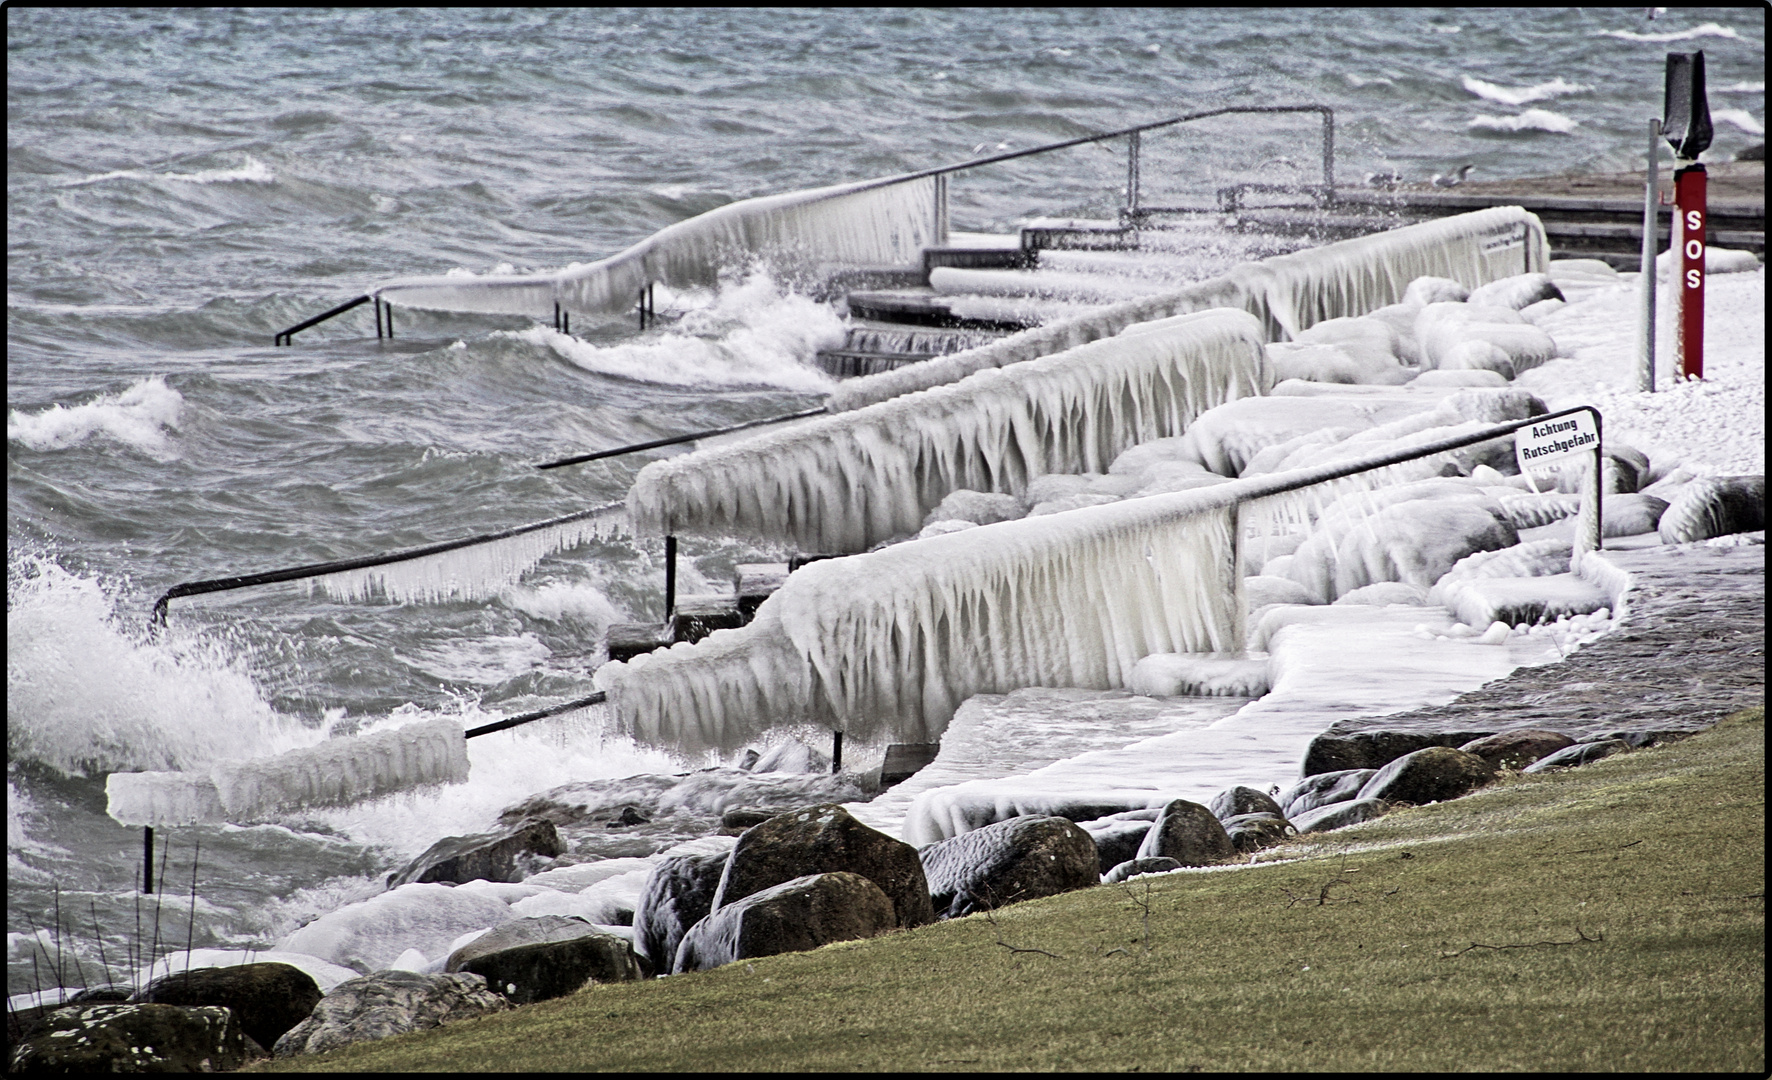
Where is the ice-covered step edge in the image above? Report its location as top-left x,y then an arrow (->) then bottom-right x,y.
841,318 -> 1008,356
842,288 -> 1044,330
928,265 -> 1179,304
1021,217 -> 1138,251
813,349 -> 936,379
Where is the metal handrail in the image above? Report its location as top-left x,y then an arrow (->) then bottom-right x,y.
533,405 -> 829,470
272,105 -> 1334,344
149,500 -> 624,627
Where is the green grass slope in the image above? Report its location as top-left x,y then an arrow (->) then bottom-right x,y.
255,706 -> 1765,1073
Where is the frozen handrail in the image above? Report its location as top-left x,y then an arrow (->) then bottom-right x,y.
532,405 -> 829,471
149,500 -> 625,627
272,105 -> 1335,344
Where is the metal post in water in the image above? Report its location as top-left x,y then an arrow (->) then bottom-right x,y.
1126,130 -> 1141,217
663,534 -> 677,619
831,730 -> 843,773
142,827 -> 154,894
1639,118 -> 1660,392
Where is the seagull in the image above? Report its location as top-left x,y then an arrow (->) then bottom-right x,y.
1431,164 -> 1475,188
1364,169 -> 1402,190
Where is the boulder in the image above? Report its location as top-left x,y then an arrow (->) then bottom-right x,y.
1357,746 -> 1498,805
1602,493 -> 1668,537
1208,786 -> 1285,822
388,817 -> 564,888
445,916 -> 643,1003
9,1003 -> 261,1073
276,882 -> 514,975
919,815 -> 1101,918
631,851 -> 730,973
1279,768 -> 1376,818
1078,815 -> 1160,876
1291,798 -> 1394,834
711,804 -> 934,929
719,807 -> 776,834
922,489 -> 1028,528
1468,272 -> 1564,311
1221,813 -> 1298,853
1103,857 -> 1183,883
1522,739 -> 1632,773
673,872 -> 897,973
136,961 -> 321,1054
1657,475 -> 1765,543
271,970 -> 508,1058
1135,799 -> 1235,867
1458,729 -> 1576,771
1403,275 -> 1470,307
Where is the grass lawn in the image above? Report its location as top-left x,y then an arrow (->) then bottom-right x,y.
253,706 -> 1764,1073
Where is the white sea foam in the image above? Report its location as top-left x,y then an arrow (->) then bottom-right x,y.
501,580 -> 626,630
1595,22 -> 1741,43
1716,81 -> 1765,94
6,558 -> 321,777
7,376 -> 184,458
510,272 -> 840,392
1711,108 -> 1765,136
1468,108 -> 1578,134
62,156 -> 276,187
1460,75 -> 1591,106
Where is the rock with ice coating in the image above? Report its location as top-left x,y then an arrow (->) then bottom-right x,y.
1266,340 -> 1413,386
1291,797 -> 1393,834
673,872 -> 897,973
1402,276 -> 1470,307
1409,367 -> 1510,388
1278,769 -> 1375,819
922,489 -> 1028,528
1103,857 -> 1182,883
1208,786 -> 1285,822
1128,653 -> 1272,698
1244,575 -> 1318,610
751,739 -> 832,774
1438,339 -> 1516,380
276,883 -> 515,975
1078,811 -> 1162,875
1467,272 -> 1564,311
918,814 -> 1100,918
522,857 -> 658,892
1175,393 -> 1441,477
1221,812 -> 1297,853
632,852 -> 730,973
1602,494 -> 1668,537
271,970 -> 508,1058
508,869 -> 651,926
1333,581 -> 1429,606
1284,480 -> 1520,603
1457,729 -> 1575,772
1521,739 -> 1632,772
1657,475 -> 1765,543
388,817 -> 562,888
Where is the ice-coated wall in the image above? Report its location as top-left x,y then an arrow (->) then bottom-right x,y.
373,176 -> 941,319
626,309 -> 1272,552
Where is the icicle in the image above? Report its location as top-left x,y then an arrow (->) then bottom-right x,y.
628,309 -> 1272,552
302,504 -> 627,606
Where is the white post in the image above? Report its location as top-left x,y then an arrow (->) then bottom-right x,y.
1638,118 -> 1659,393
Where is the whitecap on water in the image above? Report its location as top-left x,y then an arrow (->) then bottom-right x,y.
1459,75 -> 1591,107
1468,108 -> 1579,135
7,375 -> 184,458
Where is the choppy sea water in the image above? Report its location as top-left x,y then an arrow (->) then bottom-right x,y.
6,8 -> 1764,999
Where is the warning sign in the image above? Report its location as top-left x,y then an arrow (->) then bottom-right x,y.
1515,411 -> 1600,489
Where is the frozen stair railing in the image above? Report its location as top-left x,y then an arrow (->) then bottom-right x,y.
595,405 -> 1603,755
270,105 -> 1337,345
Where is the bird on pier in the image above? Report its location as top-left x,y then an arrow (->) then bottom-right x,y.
1364,169 -> 1402,190
1431,164 -> 1475,188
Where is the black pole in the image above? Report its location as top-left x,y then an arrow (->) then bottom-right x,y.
664,535 -> 677,618
142,827 -> 154,895
532,406 -> 828,470
464,690 -> 608,739
375,297 -> 384,339
831,731 -> 843,772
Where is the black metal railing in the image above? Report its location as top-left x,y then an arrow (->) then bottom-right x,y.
271,104 -> 1334,346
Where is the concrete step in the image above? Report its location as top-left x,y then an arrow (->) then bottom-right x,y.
842,318 -> 1008,356
843,289 -> 1038,331
606,622 -> 672,663
734,563 -> 790,619
879,742 -> 942,788
1020,220 -> 1138,252
814,349 -> 935,378
669,594 -> 747,645
923,245 -> 1031,274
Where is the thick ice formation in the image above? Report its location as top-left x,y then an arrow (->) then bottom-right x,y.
375,176 -> 940,320
304,503 -> 627,606
831,207 -> 1547,410
106,717 -> 470,827
626,309 -> 1272,551
276,881 -> 515,975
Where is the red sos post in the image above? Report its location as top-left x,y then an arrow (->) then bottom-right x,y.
1663,51 -> 1712,381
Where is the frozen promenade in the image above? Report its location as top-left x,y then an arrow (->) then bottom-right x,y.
1303,537 -> 1767,773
